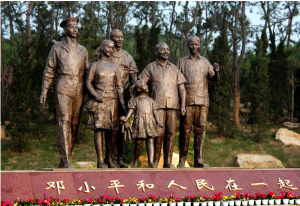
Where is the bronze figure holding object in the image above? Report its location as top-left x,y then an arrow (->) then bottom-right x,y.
40,17 -> 89,168
86,40 -> 125,168
110,29 -> 138,168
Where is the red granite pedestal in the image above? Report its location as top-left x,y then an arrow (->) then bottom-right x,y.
1,168 -> 300,201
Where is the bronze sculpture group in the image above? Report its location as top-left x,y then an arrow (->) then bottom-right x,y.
40,17 -> 220,169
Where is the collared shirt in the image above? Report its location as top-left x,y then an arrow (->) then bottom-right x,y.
41,39 -> 89,96
86,61 -> 123,99
138,60 -> 186,110
177,54 -> 218,106
111,49 -> 138,92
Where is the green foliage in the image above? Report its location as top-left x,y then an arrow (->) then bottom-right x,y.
134,25 -> 150,71
208,17 -> 233,137
268,40 -> 288,122
148,26 -> 161,62
134,25 -> 160,72
5,42 -> 36,152
247,28 -> 269,142
78,2 -> 105,63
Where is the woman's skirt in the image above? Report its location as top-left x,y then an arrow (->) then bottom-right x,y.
87,98 -> 119,131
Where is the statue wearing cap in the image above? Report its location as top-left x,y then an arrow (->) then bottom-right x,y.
40,17 -> 89,168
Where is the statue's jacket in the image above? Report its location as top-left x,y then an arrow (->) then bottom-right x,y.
41,39 -> 89,97
177,54 -> 218,107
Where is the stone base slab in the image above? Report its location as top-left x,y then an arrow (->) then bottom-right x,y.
1,168 -> 300,201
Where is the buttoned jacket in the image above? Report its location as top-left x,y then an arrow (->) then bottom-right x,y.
41,39 -> 89,96
177,54 -> 218,106
111,49 -> 138,91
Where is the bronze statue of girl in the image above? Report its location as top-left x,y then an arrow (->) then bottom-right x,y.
120,80 -> 162,168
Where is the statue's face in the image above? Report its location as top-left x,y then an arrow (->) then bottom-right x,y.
64,22 -> 78,38
188,38 -> 200,55
156,44 -> 170,60
102,41 -> 115,57
111,31 -> 123,48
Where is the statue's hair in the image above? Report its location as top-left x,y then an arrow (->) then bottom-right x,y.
95,39 -> 114,60
155,42 -> 168,52
110,29 -> 123,39
135,80 -> 146,90
187,36 -> 200,44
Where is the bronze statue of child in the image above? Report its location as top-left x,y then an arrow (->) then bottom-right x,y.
120,80 -> 163,168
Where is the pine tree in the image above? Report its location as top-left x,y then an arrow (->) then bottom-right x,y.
148,25 -> 161,63
208,16 -> 232,137
134,25 -> 150,71
248,28 -> 269,142
269,40 -> 288,122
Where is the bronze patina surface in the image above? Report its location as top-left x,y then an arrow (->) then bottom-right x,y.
40,17 -> 89,168
138,43 -> 186,168
177,36 -> 220,168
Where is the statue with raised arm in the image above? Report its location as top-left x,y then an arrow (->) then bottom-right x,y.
138,43 -> 187,168
40,17 -> 89,168
177,36 -> 220,168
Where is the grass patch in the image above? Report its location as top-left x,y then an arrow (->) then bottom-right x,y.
1,120 -> 300,170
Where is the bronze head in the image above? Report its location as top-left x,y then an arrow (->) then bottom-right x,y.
110,29 -> 124,48
95,39 -> 115,60
135,80 -> 149,93
60,17 -> 79,38
187,36 -> 201,55
155,43 -> 170,61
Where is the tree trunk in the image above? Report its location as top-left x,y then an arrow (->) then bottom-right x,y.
1,9 -> 8,123
285,2 -> 298,51
232,2 -> 246,127
203,2 -> 219,57
26,1 -> 35,43
291,70 -> 294,123
180,33 -> 185,57
55,5 -> 59,33
109,1 -> 115,29
50,2 -> 55,41
9,3 -> 15,61
151,1 -> 156,27
63,3 -> 67,19
233,93 -> 241,127
196,3 -> 203,36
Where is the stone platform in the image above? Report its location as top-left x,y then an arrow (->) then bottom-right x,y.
1,168 -> 300,201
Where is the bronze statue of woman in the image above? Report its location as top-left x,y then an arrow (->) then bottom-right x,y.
86,39 -> 125,168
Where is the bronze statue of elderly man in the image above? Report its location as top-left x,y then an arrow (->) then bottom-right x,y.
177,36 -> 220,168
138,42 -> 187,168
40,17 -> 89,168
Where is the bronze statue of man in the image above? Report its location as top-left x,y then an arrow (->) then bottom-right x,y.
177,36 -> 220,168
139,43 -> 186,168
109,29 -> 138,168
40,17 -> 89,168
